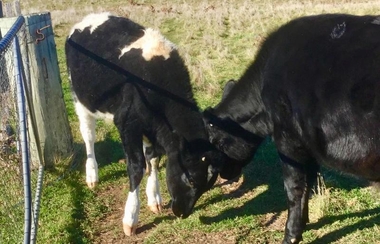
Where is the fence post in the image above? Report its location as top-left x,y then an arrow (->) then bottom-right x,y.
23,12 -> 73,167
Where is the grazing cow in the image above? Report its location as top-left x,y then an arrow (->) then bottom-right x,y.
65,13 -> 228,236
203,13 -> 380,243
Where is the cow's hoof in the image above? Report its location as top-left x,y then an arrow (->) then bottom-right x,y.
123,224 -> 137,236
86,181 -> 97,189
148,204 -> 162,214
282,237 -> 301,244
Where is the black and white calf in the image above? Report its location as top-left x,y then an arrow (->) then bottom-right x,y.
204,14 -> 380,243
66,13 -> 227,236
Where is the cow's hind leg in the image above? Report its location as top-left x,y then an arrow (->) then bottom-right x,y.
75,102 -> 98,189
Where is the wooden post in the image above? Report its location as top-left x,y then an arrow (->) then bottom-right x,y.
23,12 -> 73,167
0,11 -> 73,167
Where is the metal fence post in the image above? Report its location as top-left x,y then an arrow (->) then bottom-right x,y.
14,33 -> 31,244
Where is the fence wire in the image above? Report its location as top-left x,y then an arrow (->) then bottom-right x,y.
0,16 -> 42,244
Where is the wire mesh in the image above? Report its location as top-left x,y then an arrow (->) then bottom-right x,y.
0,18 -> 38,243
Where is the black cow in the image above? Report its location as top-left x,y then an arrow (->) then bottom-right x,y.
65,13 -> 227,236
204,13 -> 380,243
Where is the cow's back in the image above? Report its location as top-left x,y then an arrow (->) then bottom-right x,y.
261,14 -> 380,179
66,14 -> 145,114
66,13 -> 207,143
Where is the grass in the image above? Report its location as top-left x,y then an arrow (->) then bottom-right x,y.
2,0 -> 379,243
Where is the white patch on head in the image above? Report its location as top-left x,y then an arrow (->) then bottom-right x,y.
119,28 -> 176,61
69,12 -> 111,37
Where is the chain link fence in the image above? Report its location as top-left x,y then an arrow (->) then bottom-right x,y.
0,16 -> 42,244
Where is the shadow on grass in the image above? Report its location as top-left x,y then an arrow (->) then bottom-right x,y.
42,134 -> 125,243
64,175 -> 90,244
137,215 -> 177,234
307,206 -> 380,244
73,132 -> 127,183
198,139 -> 287,223
63,135 -> 378,242
43,153 -> 90,243
197,138 -> 379,242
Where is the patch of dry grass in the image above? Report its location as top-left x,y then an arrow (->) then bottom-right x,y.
19,0 -> 380,106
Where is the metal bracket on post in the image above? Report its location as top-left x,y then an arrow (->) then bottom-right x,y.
35,25 -> 50,44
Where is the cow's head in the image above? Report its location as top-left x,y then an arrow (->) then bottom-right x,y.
203,109 -> 260,161
202,79 -> 264,176
166,138 -> 228,218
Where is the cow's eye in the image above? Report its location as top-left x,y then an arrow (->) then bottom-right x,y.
209,123 -> 213,127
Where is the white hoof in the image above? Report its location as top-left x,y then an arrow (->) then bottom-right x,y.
148,204 -> 162,214
123,223 -> 137,236
86,180 -> 97,189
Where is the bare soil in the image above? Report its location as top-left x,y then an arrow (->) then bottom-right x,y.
91,176 -> 287,244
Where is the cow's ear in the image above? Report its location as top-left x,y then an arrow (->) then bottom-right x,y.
216,155 -> 248,180
219,162 -> 243,180
202,107 -> 214,122
221,79 -> 237,100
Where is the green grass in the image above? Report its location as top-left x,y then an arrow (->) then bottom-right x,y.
7,0 -> 380,243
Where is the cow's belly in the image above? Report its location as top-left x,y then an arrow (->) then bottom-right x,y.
319,147 -> 380,182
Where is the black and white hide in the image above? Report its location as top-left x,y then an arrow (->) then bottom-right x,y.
66,12 -> 227,236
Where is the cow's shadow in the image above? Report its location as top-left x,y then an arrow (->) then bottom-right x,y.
197,138 -> 287,222
306,206 -> 380,243
71,135 -> 380,242
197,138 -> 378,242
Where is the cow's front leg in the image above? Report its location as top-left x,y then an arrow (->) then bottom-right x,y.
115,117 -> 146,236
121,145 -> 145,236
279,153 -> 307,244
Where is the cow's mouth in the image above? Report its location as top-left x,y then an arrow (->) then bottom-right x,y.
171,197 -> 195,218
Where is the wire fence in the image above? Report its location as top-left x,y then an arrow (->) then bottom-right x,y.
0,16 -> 43,244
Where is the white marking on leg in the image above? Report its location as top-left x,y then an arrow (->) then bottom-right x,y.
75,101 -> 98,188
143,137 -> 152,175
69,12 -> 111,37
122,187 -> 140,236
119,28 -> 176,61
146,157 -> 162,213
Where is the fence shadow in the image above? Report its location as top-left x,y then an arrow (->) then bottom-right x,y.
64,175 -> 90,244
